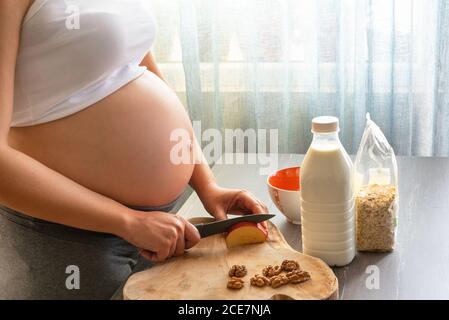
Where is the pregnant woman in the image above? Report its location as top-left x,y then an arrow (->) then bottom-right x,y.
0,0 -> 268,299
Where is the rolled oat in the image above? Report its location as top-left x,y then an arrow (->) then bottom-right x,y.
356,184 -> 397,251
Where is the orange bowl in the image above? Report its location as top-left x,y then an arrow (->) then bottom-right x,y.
267,166 -> 301,224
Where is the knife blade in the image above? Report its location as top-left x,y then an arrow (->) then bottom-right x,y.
194,214 -> 275,238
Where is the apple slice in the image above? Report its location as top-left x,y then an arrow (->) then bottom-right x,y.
225,222 -> 268,248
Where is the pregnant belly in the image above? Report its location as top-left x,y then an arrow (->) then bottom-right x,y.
8,71 -> 195,206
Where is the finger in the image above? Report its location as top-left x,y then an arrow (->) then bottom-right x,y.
225,190 -> 252,215
260,221 -> 268,230
174,230 -> 186,256
212,207 -> 228,221
155,245 -> 171,262
230,192 -> 270,231
182,219 -> 201,249
239,191 -> 268,215
168,238 -> 177,258
140,249 -> 159,262
168,216 -> 185,258
255,200 -> 270,230
258,200 -> 269,214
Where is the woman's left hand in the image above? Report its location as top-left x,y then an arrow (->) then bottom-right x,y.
199,184 -> 269,222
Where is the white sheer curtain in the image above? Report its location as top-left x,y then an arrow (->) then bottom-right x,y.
149,0 -> 449,156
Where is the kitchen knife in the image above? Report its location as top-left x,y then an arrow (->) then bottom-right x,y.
194,214 -> 275,238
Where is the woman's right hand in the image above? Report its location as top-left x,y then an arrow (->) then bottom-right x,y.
121,210 -> 201,262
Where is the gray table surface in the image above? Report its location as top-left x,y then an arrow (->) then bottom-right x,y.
178,154 -> 449,300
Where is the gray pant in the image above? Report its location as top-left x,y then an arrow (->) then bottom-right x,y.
0,200 -> 179,300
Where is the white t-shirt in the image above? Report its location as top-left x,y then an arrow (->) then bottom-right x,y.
13,0 -> 156,127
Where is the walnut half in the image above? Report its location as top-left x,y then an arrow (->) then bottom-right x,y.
270,274 -> 290,288
286,270 -> 311,284
281,259 -> 300,272
227,277 -> 244,290
228,265 -> 247,277
250,274 -> 271,287
262,265 -> 282,278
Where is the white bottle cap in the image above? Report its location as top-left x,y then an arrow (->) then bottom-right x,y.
311,116 -> 339,133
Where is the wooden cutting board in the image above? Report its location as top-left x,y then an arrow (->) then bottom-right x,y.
123,217 -> 338,300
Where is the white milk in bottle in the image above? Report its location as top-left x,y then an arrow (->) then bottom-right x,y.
300,116 -> 355,266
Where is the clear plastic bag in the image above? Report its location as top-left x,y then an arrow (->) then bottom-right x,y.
354,113 -> 399,252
